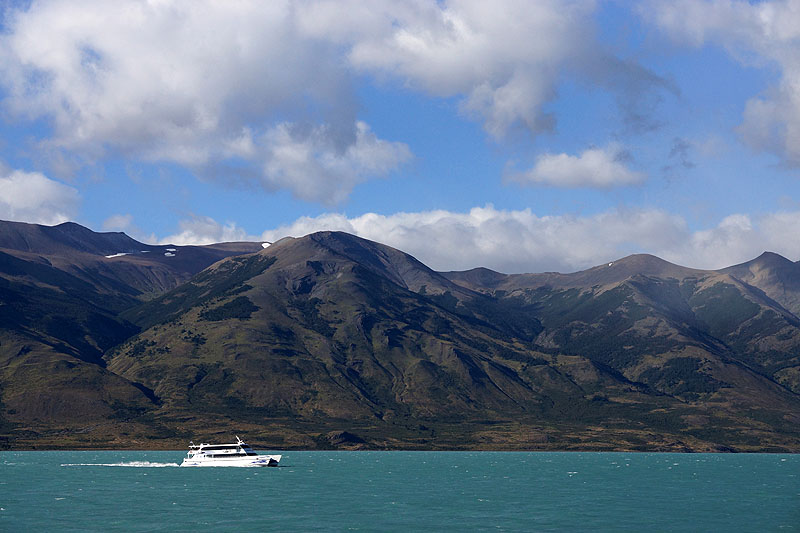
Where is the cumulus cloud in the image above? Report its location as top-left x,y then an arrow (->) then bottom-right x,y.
260,206 -> 687,272
0,169 -> 80,225
259,206 -> 800,273
338,0 -> 671,139
0,0 -> 673,203
256,121 -> 412,204
158,215 -> 258,246
0,0 -> 409,202
346,0 -> 590,137
505,145 -> 645,188
642,0 -> 800,165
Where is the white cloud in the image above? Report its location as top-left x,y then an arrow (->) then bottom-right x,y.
259,206 -> 690,273
0,169 -> 80,225
158,215 -> 258,246
0,0 -> 409,203
327,0 -> 672,138
102,213 -> 134,232
506,145 -> 645,188
259,206 -> 800,273
642,0 -> 800,165
316,0 -> 666,145
0,0 -> 671,202
106,206 -> 800,272
342,0 -> 592,138
685,211 -> 800,267
101,213 -> 164,244
257,121 -> 412,204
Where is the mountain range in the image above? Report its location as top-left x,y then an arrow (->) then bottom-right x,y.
1,220 -> 799,451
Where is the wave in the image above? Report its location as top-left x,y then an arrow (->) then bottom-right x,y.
60,461 -> 180,468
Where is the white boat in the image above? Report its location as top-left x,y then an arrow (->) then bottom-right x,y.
180,436 -> 281,467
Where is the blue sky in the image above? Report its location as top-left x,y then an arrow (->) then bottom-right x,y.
1,0 -> 800,273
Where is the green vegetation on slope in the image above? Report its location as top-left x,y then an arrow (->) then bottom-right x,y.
200,296 -> 260,321
122,255 -> 276,328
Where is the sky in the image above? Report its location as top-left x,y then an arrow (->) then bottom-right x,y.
1,0 -> 800,274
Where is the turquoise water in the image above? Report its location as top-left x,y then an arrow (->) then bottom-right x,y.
1,451 -> 798,531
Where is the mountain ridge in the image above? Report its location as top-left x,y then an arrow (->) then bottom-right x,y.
0,219 -> 264,296
1,220 -> 799,451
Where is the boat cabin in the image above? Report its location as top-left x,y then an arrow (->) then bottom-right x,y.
186,437 -> 258,459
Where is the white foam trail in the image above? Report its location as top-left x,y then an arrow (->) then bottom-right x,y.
61,461 -> 180,468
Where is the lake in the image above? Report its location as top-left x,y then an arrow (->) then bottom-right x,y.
1,451 -> 798,531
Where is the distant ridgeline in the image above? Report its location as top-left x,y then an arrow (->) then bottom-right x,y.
1,220 -> 799,451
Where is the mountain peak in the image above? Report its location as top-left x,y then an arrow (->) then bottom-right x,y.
547,253 -> 707,288
723,251 -> 795,275
54,221 -> 92,231
601,253 -> 686,272
265,230 -> 469,297
720,251 -> 800,316
748,251 -> 792,267
441,267 -> 508,291
0,219 -> 144,255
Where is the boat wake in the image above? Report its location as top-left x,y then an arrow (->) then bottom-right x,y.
60,461 -> 180,468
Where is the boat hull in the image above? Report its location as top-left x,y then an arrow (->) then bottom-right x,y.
180,454 -> 281,467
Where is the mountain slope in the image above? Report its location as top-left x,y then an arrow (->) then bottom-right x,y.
449,254 -> 800,395
0,254 -> 162,445
721,252 -> 800,316
0,220 -> 263,447
101,232 -> 800,451
2,225 -> 800,451
0,220 -> 145,255
0,220 -> 264,296
445,254 -> 711,293
110,233 -> 550,421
